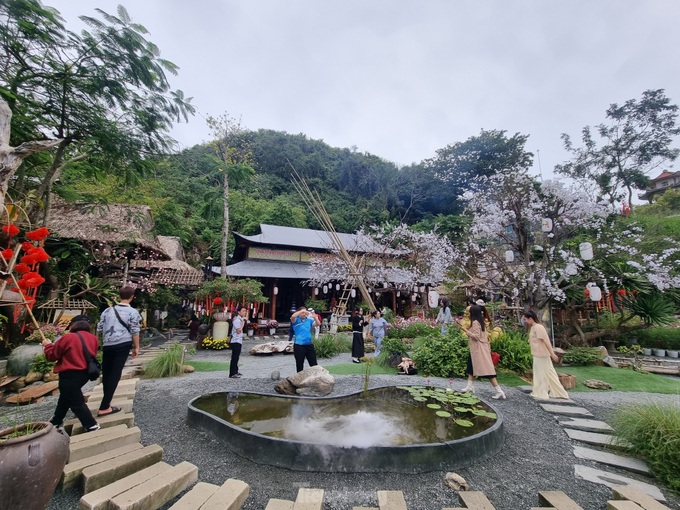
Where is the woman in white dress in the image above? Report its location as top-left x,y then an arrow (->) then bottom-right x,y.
523,310 -> 568,400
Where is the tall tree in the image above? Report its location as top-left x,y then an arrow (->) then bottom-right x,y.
206,113 -> 255,277
0,0 -> 194,215
557,89 -> 680,208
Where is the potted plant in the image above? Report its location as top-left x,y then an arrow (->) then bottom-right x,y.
266,320 -> 278,335
0,422 -> 70,510
247,322 -> 258,336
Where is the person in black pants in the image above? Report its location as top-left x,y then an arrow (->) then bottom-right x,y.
350,308 -> 367,363
42,315 -> 99,432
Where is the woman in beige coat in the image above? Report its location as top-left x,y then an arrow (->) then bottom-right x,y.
459,305 -> 506,399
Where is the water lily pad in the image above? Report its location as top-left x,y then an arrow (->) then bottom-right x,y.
455,419 -> 474,427
413,396 -> 427,402
435,410 -> 452,418
454,407 -> 470,413
427,403 -> 442,409
471,409 -> 497,419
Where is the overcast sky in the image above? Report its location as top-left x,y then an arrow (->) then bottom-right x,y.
46,0 -> 680,181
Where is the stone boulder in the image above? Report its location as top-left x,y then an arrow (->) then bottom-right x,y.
444,472 -> 469,491
43,371 -> 59,382
583,379 -> 612,390
249,341 -> 293,355
556,372 -> 576,390
275,365 -> 335,397
24,371 -> 44,384
6,344 -> 43,376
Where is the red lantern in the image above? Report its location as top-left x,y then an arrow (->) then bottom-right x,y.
28,247 -> 49,262
1,248 -> 13,260
20,242 -> 33,252
26,227 -> 50,241
2,224 -> 20,236
213,297 -> 223,305
13,263 -> 31,274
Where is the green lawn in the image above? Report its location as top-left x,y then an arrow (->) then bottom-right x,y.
557,365 -> 680,394
187,361 -> 231,372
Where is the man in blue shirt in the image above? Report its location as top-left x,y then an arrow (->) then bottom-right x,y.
229,306 -> 247,378
290,306 -> 320,372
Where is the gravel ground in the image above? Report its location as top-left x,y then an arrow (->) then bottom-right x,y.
4,346 -> 678,510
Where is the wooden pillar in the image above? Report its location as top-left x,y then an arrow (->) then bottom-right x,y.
392,290 -> 397,315
271,280 -> 278,320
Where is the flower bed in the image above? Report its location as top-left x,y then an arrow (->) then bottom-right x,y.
387,316 -> 438,339
201,336 -> 230,350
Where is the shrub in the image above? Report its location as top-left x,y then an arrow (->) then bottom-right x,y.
201,336 -> 230,350
388,316 -> 438,339
314,334 -> 351,358
337,324 -> 352,332
492,331 -> 532,373
24,323 -> 66,344
611,402 -> 680,491
144,345 -> 186,378
411,329 -> 469,378
562,347 -> 603,366
632,328 -> 680,350
30,354 -> 55,374
374,336 -> 410,366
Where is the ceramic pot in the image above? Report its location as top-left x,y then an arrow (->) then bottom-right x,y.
653,348 -> 666,357
0,422 -> 69,510
666,350 -> 678,358
269,328 -> 276,335
642,348 -> 652,356
247,329 -> 254,337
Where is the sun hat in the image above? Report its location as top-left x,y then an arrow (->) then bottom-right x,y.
475,299 -> 485,306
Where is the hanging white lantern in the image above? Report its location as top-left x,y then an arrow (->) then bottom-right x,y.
428,290 -> 439,308
351,289 -> 356,298
323,285 -> 328,294
383,282 -> 388,288
579,242 -> 594,261
419,285 -> 425,292
541,218 -> 553,232
505,250 -> 514,263
273,286 -> 278,295
411,294 -> 417,301
413,285 -> 418,292
314,287 -> 319,295
587,282 -> 602,301
564,263 -> 578,276
336,284 -> 340,291
396,291 -> 400,297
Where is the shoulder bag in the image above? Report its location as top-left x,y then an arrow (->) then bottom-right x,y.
112,306 -> 132,335
76,332 -> 102,381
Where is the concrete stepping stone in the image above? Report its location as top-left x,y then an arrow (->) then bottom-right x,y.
539,404 -> 593,417
532,397 -> 577,405
86,388 -> 137,401
557,417 -> 614,433
61,443 -> 144,490
87,398 -> 134,415
69,412 -> 135,435
82,444 -> 164,493
189,478 -> 249,510
574,465 -> 666,502
69,426 -> 141,462
121,366 -> 142,380
296,488 -> 325,510
456,491 -> 496,509
611,486 -> 672,509
573,445 -> 650,475
109,460 -> 198,510
564,428 -> 630,448
265,499 -> 294,510
607,501 -> 646,509
168,482 -> 219,509
518,385 -> 533,393
79,461 -> 172,510
538,490 -> 583,509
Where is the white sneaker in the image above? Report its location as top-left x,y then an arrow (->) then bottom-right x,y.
491,390 -> 506,400
87,424 -> 101,432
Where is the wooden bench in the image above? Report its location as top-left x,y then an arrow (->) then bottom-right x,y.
5,380 -> 59,404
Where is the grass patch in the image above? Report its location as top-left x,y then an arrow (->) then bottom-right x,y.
557,365 -> 680,394
495,371 -> 527,387
143,345 -> 186,378
187,361 -> 230,372
612,402 -> 680,491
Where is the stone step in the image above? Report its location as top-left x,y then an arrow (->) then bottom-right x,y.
564,428 -> 630,448
532,397 -> 577,405
539,404 -> 594,417
120,366 -> 142,380
572,445 -> 650,475
377,491 -> 407,510
556,417 -> 614,433
69,424 -> 130,444
518,385 -> 533,393
607,502 -> 645,510
168,482 -> 219,509
79,462 -> 172,510
457,491 -> 496,509
85,388 -> 137,401
179,478 -> 249,510
265,499 -> 294,510
574,465 -> 666,502
87,398 -> 134,415
538,491 -> 583,510
62,443 -> 144,490
295,488 -> 325,510
82,444 -> 164,493
109,461 -> 198,510
69,412 -> 135,435
69,426 -> 141,463
611,486 -> 672,509
90,378 -> 140,392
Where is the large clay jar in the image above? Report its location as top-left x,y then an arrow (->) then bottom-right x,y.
0,422 -> 70,510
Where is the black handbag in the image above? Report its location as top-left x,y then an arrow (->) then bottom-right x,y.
76,332 -> 101,381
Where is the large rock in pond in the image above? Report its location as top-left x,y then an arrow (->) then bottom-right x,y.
7,344 -> 43,376
275,365 -> 335,397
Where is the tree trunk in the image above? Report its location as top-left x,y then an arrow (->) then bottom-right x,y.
221,171 -> 229,277
0,98 -> 60,209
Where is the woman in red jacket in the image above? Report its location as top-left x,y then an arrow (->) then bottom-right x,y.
42,315 -> 100,432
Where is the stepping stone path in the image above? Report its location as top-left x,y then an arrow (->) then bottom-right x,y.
49,343 -> 675,509
522,382 -> 673,507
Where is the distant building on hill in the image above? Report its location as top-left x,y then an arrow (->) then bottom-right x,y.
638,171 -> 680,202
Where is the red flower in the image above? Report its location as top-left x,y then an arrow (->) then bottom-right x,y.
20,272 -> 45,288
26,227 -> 49,241
14,263 -> 31,274
213,297 -> 223,305
16,279 -> 29,289
20,242 -> 33,252
20,254 -> 37,265
1,248 -> 13,260
28,247 -> 49,262
2,224 -> 20,236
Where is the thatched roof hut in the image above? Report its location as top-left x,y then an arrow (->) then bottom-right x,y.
47,198 -> 204,287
